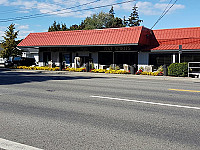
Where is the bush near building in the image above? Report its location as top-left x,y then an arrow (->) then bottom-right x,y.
91,69 -> 130,74
15,66 -> 60,71
135,66 -> 164,76
168,62 -> 188,77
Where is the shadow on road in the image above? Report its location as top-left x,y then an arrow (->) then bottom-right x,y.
0,70 -> 106,85
0,67 -> 11,72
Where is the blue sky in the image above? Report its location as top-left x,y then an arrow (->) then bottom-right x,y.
0,0 -> 199,40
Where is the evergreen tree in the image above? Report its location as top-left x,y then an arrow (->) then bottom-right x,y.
106,6 -> 125,28
56,22 -> 61,31
106,6 -> 115,28
0,24 -> 20,59
70,24 -> 79,30
61,23 -> 67,31
127,4 -> 143,26
113,17 -> 125,28
123,16 -> 128,27
109,6 -> 115,17
78,21 -> 85,30
48,21 -> 69,32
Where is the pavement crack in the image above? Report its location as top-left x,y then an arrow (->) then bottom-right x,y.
46,89 -> 55,92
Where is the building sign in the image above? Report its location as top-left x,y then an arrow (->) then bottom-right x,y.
103,46 -> 131,51
80,48 -> 89,51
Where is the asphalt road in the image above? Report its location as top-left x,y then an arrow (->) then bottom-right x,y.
0,69 -> 200,150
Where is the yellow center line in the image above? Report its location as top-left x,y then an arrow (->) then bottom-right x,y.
168,89 -> 200,93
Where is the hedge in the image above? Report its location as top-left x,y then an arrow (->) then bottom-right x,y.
168,62 -> 188,77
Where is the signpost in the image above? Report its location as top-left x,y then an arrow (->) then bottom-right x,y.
179,45 -> 182,63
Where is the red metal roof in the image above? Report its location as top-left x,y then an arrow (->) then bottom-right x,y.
152,27 -> 200,50
18,26 -> 153,47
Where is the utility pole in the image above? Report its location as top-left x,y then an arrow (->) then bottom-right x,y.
179,45 -> 182,63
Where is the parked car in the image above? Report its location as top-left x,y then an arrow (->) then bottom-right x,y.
13,57 -> 35,66
4,60 -> 14,67
0,58 -> 6,67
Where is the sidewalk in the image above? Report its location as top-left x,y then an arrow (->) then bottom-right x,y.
5,68 -> 200,82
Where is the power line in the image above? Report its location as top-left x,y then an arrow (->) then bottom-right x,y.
0,0 -> 100,21
0,0 -> 77,14
0,0 -> 136,23
151,0 -> 178,29
158,0 -> 173,20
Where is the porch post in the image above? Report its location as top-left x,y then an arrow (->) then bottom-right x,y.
172,53 -> 176,63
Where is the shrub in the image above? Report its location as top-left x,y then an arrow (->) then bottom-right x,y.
168,62 -> 188,77
157,65 -> 163,72
67,68 -> 86,72
91,69 -> 129,74
141,71 -> 148,75
14,66 -> 60,71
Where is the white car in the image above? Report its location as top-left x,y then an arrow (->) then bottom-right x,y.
0,58 -> 6,67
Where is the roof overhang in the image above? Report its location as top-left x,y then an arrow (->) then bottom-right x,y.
18,43 -> 139,48
151,49 -> 200,53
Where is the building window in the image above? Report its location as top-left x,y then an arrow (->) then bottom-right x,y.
149,54 -> 173,67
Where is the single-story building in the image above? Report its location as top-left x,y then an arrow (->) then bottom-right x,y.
17,26 -> 200,70
151,27 -> 200,67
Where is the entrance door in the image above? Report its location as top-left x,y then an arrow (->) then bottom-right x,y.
43,52 -> 51,66
115,52 -> 138,65
98,52 -> 138,66
80,56 -> 93,67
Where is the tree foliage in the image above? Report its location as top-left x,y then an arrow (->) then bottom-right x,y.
124,4 -> 143,27
0,24 -> 20,59
70,24 -> 80,30
79,7 -> 124,30
83,12 -> 108,30
48,5 -> 142,32
48,21 -> 69,32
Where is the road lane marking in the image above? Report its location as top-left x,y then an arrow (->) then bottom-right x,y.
168,89 -> 200,93
90,95 -> 200,110
0,138 -> 43,150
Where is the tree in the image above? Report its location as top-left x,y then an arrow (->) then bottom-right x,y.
113,17 -> 124,28
123,16 -> 128,27
48,21 -> 69,32
0,24 -> 20,59
107,7 -> 125,28
78,21 -> 85,30
82,7 -> 125,29
127,4 -> 143,27
82,12 -> 106,30
70,24 -> 79,30
61,23 -> 67,31
106,6 -> 115,28
48,6 -> 135,31
109,6 -> 115,17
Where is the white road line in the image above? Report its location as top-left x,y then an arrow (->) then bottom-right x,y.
90,95 -> 200,110
0,138 -> 43,150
